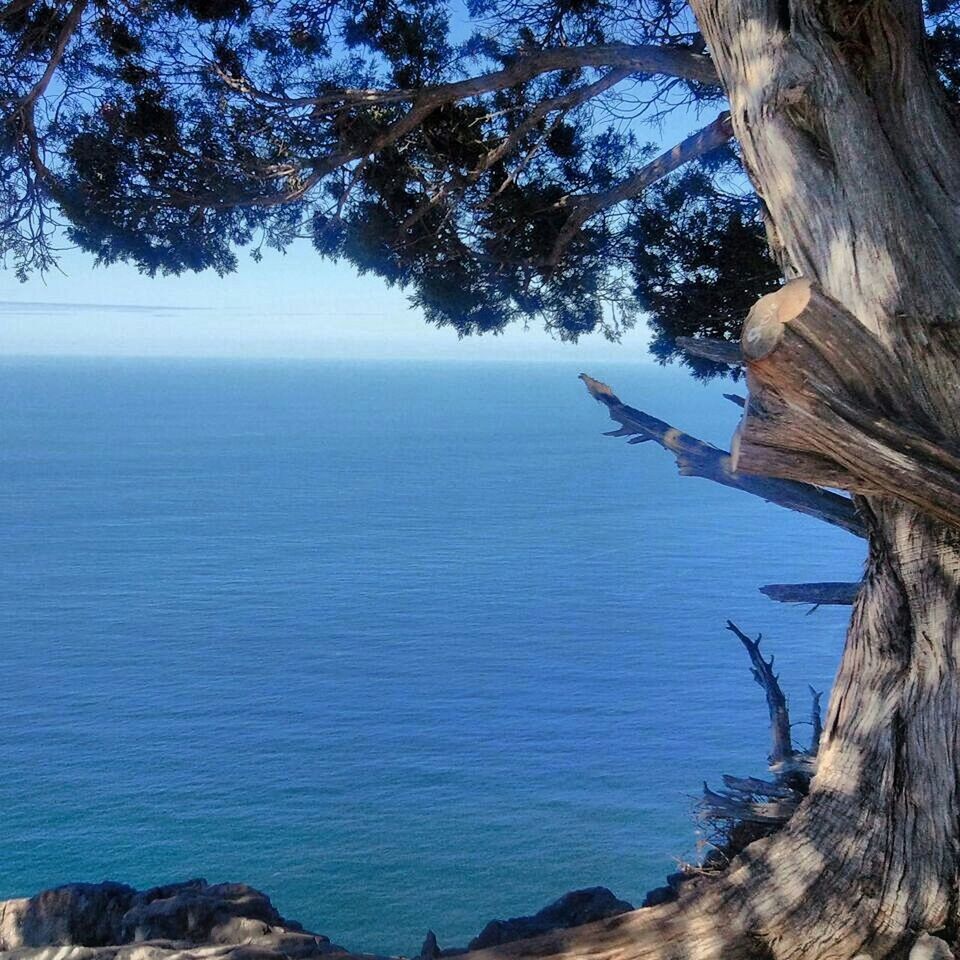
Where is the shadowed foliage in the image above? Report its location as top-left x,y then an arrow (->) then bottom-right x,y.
5,0 -> 949,371
4,1 -> 957,372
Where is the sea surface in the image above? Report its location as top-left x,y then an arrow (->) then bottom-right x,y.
0,358 -> 863,955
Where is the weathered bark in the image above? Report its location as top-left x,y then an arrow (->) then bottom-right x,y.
694,1 -> 960,948
466,3 -> 960,959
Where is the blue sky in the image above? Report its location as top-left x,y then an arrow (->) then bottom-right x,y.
0,237 -> 654,362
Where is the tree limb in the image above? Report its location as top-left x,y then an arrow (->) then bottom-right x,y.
400,67 -> 635,232
809,686 -> 823,756
215,43 -> 720,112
700,782 -> 800,824
547,111 -> 733,266
759,581 -> 860,605
17,0 -> 88,113
579,373 -> 866,537
189,56 -> 712,211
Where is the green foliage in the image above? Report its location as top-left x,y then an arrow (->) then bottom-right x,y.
631,162 -> 780,379
1,0 -> 958,374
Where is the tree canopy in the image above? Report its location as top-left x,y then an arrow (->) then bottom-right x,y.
1,0 -> 958,374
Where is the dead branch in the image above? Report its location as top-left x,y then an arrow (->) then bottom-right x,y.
809,686 -> 823,755
700,783 -> 800,824
720,775 -> 797,799
579,373 -> 866,537
759,581 -> 860,605
725,620 -> 792,765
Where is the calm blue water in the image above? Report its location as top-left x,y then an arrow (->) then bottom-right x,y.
0,358 -> 863,955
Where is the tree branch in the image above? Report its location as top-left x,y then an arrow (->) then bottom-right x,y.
18,0 -> 88,112
547,111 -> 733,266
579,373 -> 866,537
215,43 -> 720,112
194,50 -> 719,212
400,67 -> 635,232
726,620 -> 792,765
700,782 -> 800,825
809,686 -> 823,756
759,581 -> 860,605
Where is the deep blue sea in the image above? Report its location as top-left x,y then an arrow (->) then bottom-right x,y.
0,358 -> 863,955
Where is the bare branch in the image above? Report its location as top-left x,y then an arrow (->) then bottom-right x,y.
579,373 -> 866,537
759,581 -> 860,605
809,686 -> 823,756
721,775 -> 798,799
726,620 -> 792,765
700,782 -> 800,825
547,111 -> 732,266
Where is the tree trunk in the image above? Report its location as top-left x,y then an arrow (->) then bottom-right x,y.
460,4 -> 960,958
689,2 -> 960,953
677,1 -> 960,954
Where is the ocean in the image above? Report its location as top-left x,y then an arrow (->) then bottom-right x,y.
0,358 -> 863,955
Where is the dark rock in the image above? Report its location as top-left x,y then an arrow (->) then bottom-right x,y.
640,885 -> 677,908
119,881 -> 285,944
467,887 -> 634,951
0,879 -> 327,956
0,882 -> 137,949
665,872 -> 688,892
419,929 -> 441,959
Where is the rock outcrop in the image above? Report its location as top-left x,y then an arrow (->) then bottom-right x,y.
466,887 -> 634,952
0,880 -> 344,960
0,880 -> 637,960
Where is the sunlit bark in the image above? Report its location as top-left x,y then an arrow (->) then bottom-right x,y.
454,3 -> 960,957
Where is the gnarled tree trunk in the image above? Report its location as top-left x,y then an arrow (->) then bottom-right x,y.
695,1 -> 960,953
460,3 -> 960,958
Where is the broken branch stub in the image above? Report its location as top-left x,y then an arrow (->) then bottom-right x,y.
675,336 -> 744,366
733,279 -> 960,529
759,581 -> 860,606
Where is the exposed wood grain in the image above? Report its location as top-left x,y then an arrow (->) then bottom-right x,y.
732,280 -> 960,530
